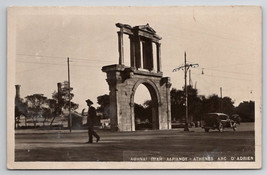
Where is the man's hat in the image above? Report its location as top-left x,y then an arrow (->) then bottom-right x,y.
86,99 -> 93,105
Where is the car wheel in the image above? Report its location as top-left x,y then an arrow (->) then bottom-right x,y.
205,128 -> 209,132
218,122 -> 224,132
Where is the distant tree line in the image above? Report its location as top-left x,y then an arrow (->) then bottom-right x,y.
95,86 -> 255,123
15,81 -> 78,129
15,83 -> 255,129
170,85 -> 255,123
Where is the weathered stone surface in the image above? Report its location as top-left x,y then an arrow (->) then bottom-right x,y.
102,64 -> 171,131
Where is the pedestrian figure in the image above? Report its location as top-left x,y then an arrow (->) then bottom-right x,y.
84,99 -> 100,143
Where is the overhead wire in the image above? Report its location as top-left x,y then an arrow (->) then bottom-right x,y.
195,67 -> 253,76
17,53 -> 115,63
191,72 -> 251,81
17,60 -> 66,73
17,53 -> 253,80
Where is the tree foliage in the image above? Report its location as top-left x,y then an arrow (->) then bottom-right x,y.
52,81 -> 79,114
170,86 -> 250,123
134,101 -> 152,123
95,86 -> 254,124
235,101 -> 255,122
18,81 -> 79,128
96,94 -> 110,119
25,94 -> 48,127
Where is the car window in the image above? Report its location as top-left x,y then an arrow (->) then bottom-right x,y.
219,115 -> 228,120
204,114 -> 218,120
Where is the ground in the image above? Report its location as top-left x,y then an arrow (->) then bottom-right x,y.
15,122 -> 254,162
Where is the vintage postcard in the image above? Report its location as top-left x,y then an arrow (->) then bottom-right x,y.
7,6 -> 262,169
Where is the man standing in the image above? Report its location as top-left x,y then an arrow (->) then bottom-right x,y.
85,99 -> 100,143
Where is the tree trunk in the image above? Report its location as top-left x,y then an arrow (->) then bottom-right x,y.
50,116 -> 56,127
50,111 -> 58,128
33,116 -> 36,128
43,117 -> 47,127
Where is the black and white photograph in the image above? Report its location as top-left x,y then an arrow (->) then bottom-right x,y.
7,6 -> 262,169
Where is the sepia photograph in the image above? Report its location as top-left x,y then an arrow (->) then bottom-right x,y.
7,6 -> 262,169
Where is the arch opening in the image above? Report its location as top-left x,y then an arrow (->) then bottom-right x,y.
132,82 -> 159,130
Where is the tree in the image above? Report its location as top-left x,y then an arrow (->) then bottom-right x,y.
42,99 -> 57,127
25,94 -> 48,128
235,101 -> 255,122
143,100 -> 153,123
52,81 -> 79,125
170,86 -> 236,123
171,86 -> 202,122
134,103 -> 146,121
221,96 -> 235,115
187,85 -> 202,122
170,88 -> 185,122
96,94 -> 110,119
201,95 -> 234,116
202,94 -> 220,113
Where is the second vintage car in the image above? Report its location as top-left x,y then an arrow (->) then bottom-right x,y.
202,113 -> 237,132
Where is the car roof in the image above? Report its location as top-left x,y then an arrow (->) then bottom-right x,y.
207,113 -> 229,116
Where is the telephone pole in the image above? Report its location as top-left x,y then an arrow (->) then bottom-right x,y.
220,87 -> 222,113
67,57 -> 72,132
173,52 -> 199,131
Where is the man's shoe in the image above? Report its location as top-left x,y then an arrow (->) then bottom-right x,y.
86,141 -> 93,144
96,137 -> 100,143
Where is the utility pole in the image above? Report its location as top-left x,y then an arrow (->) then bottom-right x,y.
184,53 -> 189,131
173,52 -> 199,131
220,87 -> 222,113
67,57 -> 72,132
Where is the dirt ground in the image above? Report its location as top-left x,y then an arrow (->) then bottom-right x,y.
15,122 -> 255,162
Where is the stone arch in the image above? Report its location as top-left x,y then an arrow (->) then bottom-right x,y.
102,23 -> 172,131
131,79 -> 161,105
130,79 -> 161,131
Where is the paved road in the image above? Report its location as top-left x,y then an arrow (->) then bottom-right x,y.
15,122 -> 254,161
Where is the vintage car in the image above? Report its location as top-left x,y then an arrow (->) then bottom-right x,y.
202,113 -> 237,132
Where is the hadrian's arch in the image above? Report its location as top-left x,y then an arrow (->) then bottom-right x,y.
102,23 -> 172,131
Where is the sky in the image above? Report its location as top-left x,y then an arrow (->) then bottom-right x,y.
15,6 -> 261,112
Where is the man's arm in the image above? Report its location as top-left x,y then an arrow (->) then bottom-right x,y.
82,108 -> 86,116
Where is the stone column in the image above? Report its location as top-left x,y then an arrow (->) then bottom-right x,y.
105,71 -> 121,131
129,36 -> 136,68
149,41 -> 154,71
135,37 -> 141,69
109,85 -> 119,131
15,85 -> 21,99
117,29 -> 124,65
156,43 -> 162,72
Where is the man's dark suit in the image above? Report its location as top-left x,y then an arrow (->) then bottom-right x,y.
87,106 -> 100,143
